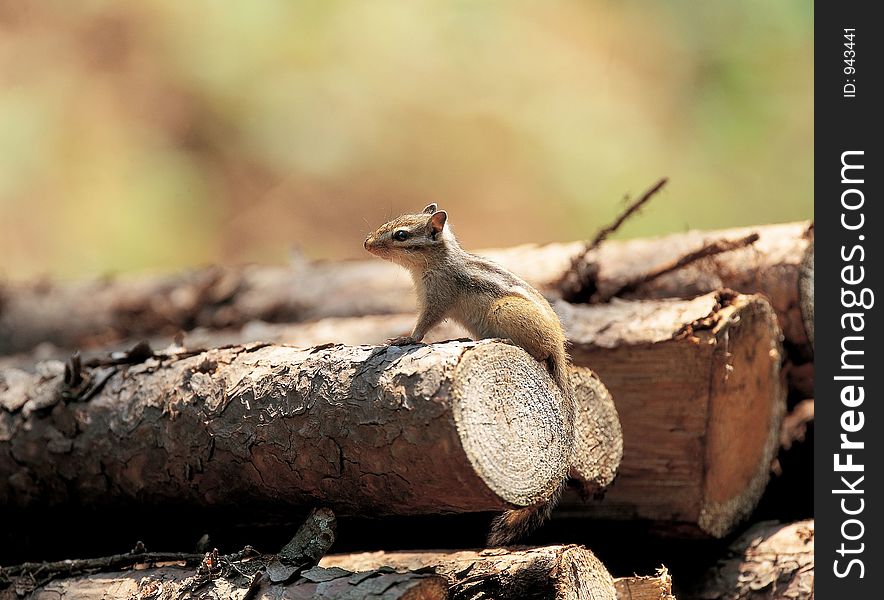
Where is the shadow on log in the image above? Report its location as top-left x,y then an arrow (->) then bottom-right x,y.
0,340 -> 574,516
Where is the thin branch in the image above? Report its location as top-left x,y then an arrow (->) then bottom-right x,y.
597,232 -> 760,302
587,177 -> 669,253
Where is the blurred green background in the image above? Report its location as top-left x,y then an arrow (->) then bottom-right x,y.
0,0 -> 812,280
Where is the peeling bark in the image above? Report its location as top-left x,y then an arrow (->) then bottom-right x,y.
321,544 -> 617,600
0,565 -> 448,600
688,520 -> 814,600
0,340 -> 573,515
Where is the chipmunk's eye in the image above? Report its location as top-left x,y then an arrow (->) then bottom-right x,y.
392,230 -> 409,242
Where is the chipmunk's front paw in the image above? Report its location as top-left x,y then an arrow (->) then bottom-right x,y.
387,336 -> 418,346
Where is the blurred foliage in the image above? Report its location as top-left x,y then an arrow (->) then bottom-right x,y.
0,0 -> 812,279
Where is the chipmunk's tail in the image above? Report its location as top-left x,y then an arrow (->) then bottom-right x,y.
486,479 -> 567,546
487,352 -> 576,546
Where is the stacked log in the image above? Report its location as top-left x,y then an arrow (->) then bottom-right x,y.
0,340 -> 584,515
0,564 -> 450,600
558,292 -> 785,537
321,545 -> 618,600
0,294 -> 782,538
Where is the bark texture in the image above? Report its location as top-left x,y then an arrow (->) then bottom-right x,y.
0,340 -> 573,515
0,331 -> 620,502
0,565 -> 448,600
557,292 -> 786,537
321,544 -> 616,600
688,520 -> 814,600
559,222 -> 814,356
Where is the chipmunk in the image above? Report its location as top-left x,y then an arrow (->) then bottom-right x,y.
364,203 -> 575,546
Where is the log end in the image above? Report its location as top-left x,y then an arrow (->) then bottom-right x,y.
569,367 -> 623,496
556,545 -> 618,600
451,342 -> 572,508
699,296 -> 786,537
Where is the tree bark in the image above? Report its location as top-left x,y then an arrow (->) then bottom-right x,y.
557,292 -> 786,537
559,222 -> 814,357
320,544 -> 617,600
687,520 -> 814,600
0,340 -> 574,515
0,565 -> 449,600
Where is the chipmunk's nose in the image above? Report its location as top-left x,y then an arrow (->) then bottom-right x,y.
363,236 -> 372,250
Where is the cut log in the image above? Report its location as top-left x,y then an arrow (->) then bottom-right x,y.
320,544 -> 617,600
0,332 -> 620,501
81,292 -> 776,537
559,221 -> 814,356
557,292 -> 786,537
568,368 -> 623,496
687,520 -> 814,600
614,570 -> 676,600
0,565 -> 448,600
0,340 -> 573,515
1,293 -> 781,536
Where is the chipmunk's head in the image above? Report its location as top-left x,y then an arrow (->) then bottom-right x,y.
364,204 -> 451,267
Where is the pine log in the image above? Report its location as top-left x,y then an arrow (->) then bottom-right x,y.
614,571 -> 676,600
89,292 -> 778,537
0,293 -> 782,536
0,340 -> 573,515
559,222 -> 814,356
0,565 -> 448,600
0,325 -> 621,500
321,544 -> 617,600
557,292 -> 786,537
688,520 -> 814,600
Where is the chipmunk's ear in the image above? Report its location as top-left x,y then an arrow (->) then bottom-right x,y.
423,203 -> 438,214
429,210 -> 448,235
